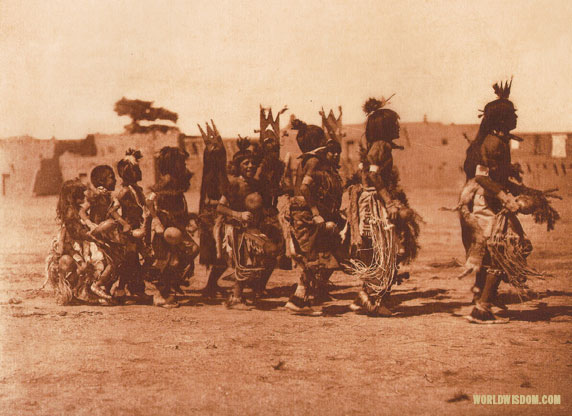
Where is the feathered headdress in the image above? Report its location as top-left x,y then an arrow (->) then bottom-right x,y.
117,149 -> 143,183
363,95 -> 400,145
478,77 -> 514,119
122,148 -> 143,165
362,94 -> 395,115
231,134 -> 255,170
493,77 -> 512,100
236,135 -> 251,152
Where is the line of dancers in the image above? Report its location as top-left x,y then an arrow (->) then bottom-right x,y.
46,83 -> 559,322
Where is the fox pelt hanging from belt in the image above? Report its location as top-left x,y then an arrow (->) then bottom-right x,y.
453,180 -> 560,287
486,189 -> 559,290
486,211 -> 539,291
515,187 -> 561,231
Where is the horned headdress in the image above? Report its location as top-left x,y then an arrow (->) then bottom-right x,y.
198,119 -> 228,210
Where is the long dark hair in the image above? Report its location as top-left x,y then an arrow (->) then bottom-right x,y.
154,146 -> 192,192
463,99 -> 516,179
200,140 -> 228,204
365,108 -> 400,144
56,180 -> 86,223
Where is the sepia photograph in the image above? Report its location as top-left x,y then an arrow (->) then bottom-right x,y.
0,0 -> 570,414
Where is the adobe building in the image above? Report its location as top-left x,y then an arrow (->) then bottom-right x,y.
0,130 -> 181,197
2,118 -> 570,198
183,116 -> 571,195
510,132 -> 571,191
58,130 -> 180,192
0,136 -> 55,196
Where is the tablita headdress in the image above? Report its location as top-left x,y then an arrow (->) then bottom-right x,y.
197,119 -> 224,152
258,105 -> 288,146
319,106 -> 344,142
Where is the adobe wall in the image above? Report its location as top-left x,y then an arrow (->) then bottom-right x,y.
59,131 -> 180,191
2,124 -> 570,197
0,136 -> 54,196
184,123 -> 572,196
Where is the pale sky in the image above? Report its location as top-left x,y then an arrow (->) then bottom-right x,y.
1,0 -> 571,139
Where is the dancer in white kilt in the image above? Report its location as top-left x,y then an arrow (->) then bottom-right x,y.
459,79 -> 560,323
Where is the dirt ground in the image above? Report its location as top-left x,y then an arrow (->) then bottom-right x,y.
0,189 -> 570,415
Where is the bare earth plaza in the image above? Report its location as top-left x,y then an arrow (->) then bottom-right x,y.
0,1 -> 571,415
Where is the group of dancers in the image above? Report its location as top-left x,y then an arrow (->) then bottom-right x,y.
46,81 -> 559,323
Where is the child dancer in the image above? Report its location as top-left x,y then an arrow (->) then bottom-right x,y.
114,149 -> 151,302
80,165 -> 129,301
47,180 -> 100,304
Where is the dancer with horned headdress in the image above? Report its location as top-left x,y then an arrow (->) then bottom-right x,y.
284,118 -> 347,315
457,79 -> 560,323
199,121 -> 281,308
253,105 -> 292,291
198,120 -> 230,297
346,96 -> 421,316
